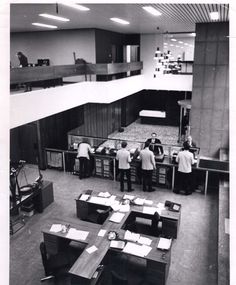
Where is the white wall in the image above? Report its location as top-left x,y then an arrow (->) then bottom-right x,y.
10,29 -> 96,81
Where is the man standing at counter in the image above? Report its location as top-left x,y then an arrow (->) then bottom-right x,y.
140,141 -> 156,192
116,141 -> 133,192
77,140 -> 92,180
146,132 -> 163,155
174,141 -> 194,195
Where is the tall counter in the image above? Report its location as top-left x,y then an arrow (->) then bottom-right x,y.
45,136 -> 228,195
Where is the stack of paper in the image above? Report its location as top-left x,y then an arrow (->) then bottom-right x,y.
124,230 -> 140,242
142,206 -> 158,215
123,194 -> 135,200
157,238 -> 172,250
109,212 -> 125,223
50,224 -> 62,233
66,228 -> 89,241
118,204 -> 130,212
110,240 -> 126,249
138,236 -> 152,246
123,242 -> 152,257
98,191 -> 111,198
79,194 -> 90,201
86,245 -> 98,254
89,196 -> 109,205
144,199 -> 153,206
133,197 -> 145,205
110,202 -> 121,211
157,202 -> 166,210
98,229 -> 106,237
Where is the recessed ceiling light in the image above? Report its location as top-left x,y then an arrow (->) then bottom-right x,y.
171,38 -> 177,42
190,32 -> 196,37
61,3 -> 90,11
32,22 -> 57,29
142,6 -> 162,16
110,18 -> 130,25
178,41 -> 183,44
39,13 -> 70,22
210,12 -> 219,20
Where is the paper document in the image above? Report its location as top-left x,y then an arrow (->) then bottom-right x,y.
110,240 -> 126,249
98,229 -> 107,237
123,242 -> 152,257
119,204 -> 130,212
66,228 -> 89,241
138,236 -> 152,246
144,199 -> 153,206
157,202 -> 165,210
123,194 -> 135,200
86,245 -> 98,254
124,230 -> 140,242
111,203 -> 121,211
109,212 -> 125,223
50,224 -> 62,233
89,196 -> 109,205
142,206 -> 158,215
98,191 -> 111,198
79,194 -> 90,201
157,238 -> 172,250
133,198 -> 145,205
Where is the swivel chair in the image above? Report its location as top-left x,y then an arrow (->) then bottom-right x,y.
40,242 -> 70,283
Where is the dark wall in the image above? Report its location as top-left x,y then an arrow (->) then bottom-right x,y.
95,29 -> 140,63
140,90 -> 191,126
191,22 -> 229,157
10,122 -> 38,164
121,91 -> 142,127
39,105 -> 84,150
77,101 -> 122,137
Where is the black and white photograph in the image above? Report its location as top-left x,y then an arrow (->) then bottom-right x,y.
1,1 -> 235,285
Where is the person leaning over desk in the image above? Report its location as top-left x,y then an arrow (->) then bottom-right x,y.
116,141 -> 134,192
146,132 -> 163,155
140,141 -> 156,192
174,141 -> 195,195
77,140 -> 92,180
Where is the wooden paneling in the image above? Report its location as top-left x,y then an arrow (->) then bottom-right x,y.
191,22 -> 229,157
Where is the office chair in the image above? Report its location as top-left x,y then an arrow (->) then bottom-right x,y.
111,270 -> 128,285
40,242 -> 70,283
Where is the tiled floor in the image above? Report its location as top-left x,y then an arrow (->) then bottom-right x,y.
10,165 -> 218,285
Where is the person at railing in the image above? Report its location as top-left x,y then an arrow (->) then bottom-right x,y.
140,141 -> 156,192
16,51 -> 32,92
77,139 -> 92,180
116,141 -> 134,192
174,141 -> 194,195
146,132 -> 163,155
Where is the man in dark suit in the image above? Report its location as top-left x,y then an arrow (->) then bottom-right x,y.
146,132 -> 163,155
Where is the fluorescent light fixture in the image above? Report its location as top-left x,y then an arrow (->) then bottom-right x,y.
171,38 -> 177,42
60,2 -> 90,11
190,32 -> 196,37
184,43 -> 188,46
39,13 -> 70,22
181,46 -> 184,49
110,17 -> 130,25
142,6 -> 162,16
164,42 -> 168,45
210,12 -> 219,20
170,44 -> 174,47
176,45 -> 179,48
32,22 -> 57,29
178,41 -> 183,44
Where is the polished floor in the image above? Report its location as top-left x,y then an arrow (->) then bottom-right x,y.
10,165 -> 218,285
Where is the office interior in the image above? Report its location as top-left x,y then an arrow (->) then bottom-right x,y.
5,2 -> 233,285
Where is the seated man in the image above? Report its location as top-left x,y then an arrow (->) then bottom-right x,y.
146,132 -> 163,155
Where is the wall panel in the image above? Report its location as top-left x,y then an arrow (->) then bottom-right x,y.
191,22 -> 229,157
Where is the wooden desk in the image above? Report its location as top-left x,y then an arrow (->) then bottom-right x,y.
43,191 -> 176,285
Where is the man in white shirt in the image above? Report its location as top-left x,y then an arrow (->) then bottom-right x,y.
140,141 -> 156,192
174,141 -> 195,195
116,141 -> 133,192
77,140 -> 92,179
